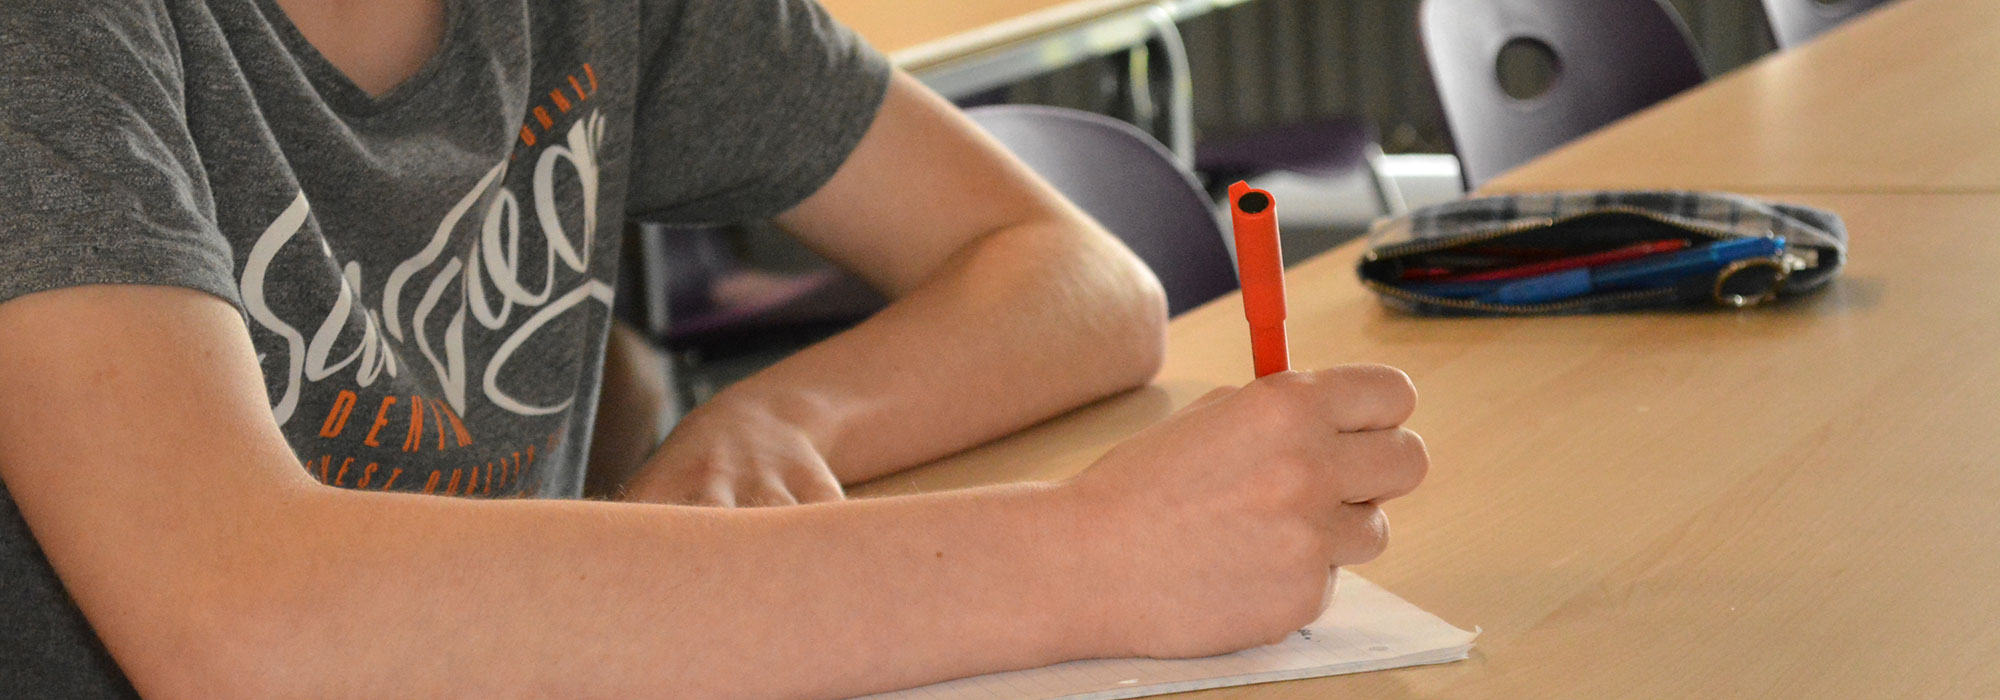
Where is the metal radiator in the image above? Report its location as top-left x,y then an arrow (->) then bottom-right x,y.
1012,0 -> 1778,154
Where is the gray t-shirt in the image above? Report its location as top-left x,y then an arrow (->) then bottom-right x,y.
0,0 -> 888,694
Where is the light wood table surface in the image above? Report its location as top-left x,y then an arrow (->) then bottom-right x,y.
859,191 -> 2000,698
1485,0 -> 2000,194
820,0 -> 1160,71
850,0 -> 2000,696
819,0 -> 1217,156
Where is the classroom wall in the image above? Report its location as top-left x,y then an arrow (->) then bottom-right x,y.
1010,0 -> 1778,154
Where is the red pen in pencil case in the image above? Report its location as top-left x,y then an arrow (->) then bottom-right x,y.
1400,239 -> 1690,283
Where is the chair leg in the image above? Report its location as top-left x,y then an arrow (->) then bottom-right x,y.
1108,47 -> 1157,139
1146,7 -> 1196,168
1364,145 -> 1410,216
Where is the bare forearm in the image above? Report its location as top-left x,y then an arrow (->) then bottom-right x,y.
141,480 -> 1102,700
5,288 -> 1427,700
711,218 -> 1166,485
691,70 -> 1170,487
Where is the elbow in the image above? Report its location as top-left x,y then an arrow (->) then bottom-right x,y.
1104,259 -> 1169,391
154,585 -> 326,700
108,491 -> 341,700
110,576 -> 295,700
125,650 -> 267,700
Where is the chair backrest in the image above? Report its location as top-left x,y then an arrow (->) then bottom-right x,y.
965,105 -> 1238,316
1760,0 -> 1897,48
1419,0 -> 1708,188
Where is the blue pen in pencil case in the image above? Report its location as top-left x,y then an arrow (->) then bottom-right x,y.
1356,191 -> 1847,315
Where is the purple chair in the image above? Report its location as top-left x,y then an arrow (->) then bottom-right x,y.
966,105 -> 1238,316
614,89 -> 1026,360
1419,0 -> 1708,188
1761,0 -> 1898,48
621,221 -> 885,359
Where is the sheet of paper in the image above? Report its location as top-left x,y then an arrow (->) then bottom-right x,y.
859,570 -> 1475,700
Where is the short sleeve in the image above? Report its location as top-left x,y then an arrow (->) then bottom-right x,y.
0,2 -> 240,310
625,0 -> 892,225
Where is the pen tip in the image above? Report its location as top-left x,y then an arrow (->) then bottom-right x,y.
1236,191 -> 1271,215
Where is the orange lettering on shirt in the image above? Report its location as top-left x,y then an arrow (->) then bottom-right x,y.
319,390 -> 358,438
427,399 -> 449,451
549,89 -> 571,113
583,63 -> 598,92
437,401 -> 472,447
357,462 -> 378,489
381,466 -> 402,491
316,455 -> 331,484
363,396 -> 398,447
568,75 -> 588,103
519,125 -> 537,148
402,396 -> 427,452
423,471 -> 441,495
533,107 -> 553,130
334,457 -> 354,487
446,468 -> 463,496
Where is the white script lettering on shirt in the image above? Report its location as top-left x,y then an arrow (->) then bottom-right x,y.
239,111 -> 614,427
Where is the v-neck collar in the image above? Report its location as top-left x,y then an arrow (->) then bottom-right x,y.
251,0 -> 472,120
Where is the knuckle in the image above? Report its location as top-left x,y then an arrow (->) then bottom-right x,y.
1240,386 -> 1302,433
1400,429 -> 1432,487
1239,376 -> 1286,406
754,483 -> 799,508
1343,364 -> 1418,422
798,483 -> 844,504
1194,386 -> 1236,406
682,459 -> 734,484
1263,386 -> 1320,431
805,483 -> 846,503
686,488 -> 732,507
1251,370 -> 1316,402
1352,508 -> 1391,563
1262,369 -> 1315,388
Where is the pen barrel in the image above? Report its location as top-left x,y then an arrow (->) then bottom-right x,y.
1229,183 -> 1289,328
1594,236 -> 1785,290
1249,323 -> 1291,378
1229,181 -> 1291,377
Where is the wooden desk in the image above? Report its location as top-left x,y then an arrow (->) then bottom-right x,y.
820,0 -> 1158,70
1485,0 -> 2000,194
861,191 -> 2000,698
850,0 -> 2000,695
820,0 -> 1209,157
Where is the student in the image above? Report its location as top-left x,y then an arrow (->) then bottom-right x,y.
0,0 -> 1428,698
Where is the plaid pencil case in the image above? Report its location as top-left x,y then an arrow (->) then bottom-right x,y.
1356,191 -> 1848,315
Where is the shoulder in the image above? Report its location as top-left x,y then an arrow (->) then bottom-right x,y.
3,0 -> 187,80
4,0 -> 180,38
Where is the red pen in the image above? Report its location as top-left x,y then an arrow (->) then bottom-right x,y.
1420,239 -> 1690,283
1228,181 -> 1290,378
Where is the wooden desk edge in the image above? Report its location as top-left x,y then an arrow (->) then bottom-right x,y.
879,0 -> 1164,71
